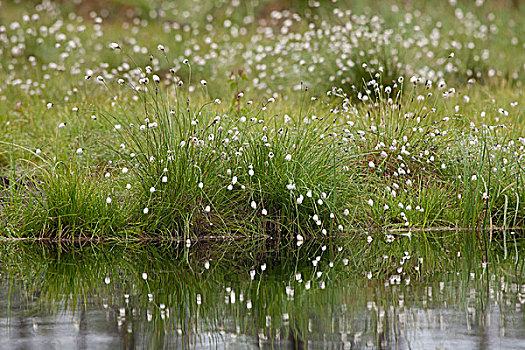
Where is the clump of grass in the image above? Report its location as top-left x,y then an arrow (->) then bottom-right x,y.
1,145 -> 137,238
96,60 -> 364,238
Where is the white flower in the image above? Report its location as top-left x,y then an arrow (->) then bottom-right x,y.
142,273 -> 148,280
285,154 -> 292,161
204,205 -> 211,212
76,148 -> 83,154
150,187 -> 156,193
157,44 -> 165,51
47,102 -> 53,109
106,196 -> 112,204
126,183 -> 131,190
200,80 -> 207,86
143,207 -> 149,214
250,201 -> 257,209
122,167 -> 128,174
367,199 -> 374,206
262,209 -> 268,216
305,281 -> 311,290
109,42 -> 120,50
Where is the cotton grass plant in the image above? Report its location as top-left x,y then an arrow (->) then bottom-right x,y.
0,142 -> 137,238
92,50 -> 365,238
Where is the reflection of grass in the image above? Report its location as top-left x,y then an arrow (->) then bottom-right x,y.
1,236 -> 523,346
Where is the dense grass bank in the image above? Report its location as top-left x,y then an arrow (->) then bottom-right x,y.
0,0 -> 524,241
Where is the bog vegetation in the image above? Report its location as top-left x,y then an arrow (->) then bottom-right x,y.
0,0 -> 524,248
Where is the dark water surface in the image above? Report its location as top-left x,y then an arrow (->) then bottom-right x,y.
0,239 -> 524,349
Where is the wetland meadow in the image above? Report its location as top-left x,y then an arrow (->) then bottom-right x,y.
0,0 -> 525,348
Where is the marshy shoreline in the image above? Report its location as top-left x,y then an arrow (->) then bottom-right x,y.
0,0 -> 524,268
1,1 -> 525,347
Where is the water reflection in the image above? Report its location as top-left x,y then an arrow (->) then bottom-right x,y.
0,239 -> 524,349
